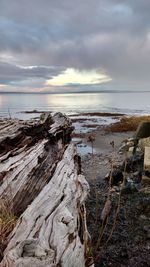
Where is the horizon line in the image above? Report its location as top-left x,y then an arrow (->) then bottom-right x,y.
0,90 -> 150,94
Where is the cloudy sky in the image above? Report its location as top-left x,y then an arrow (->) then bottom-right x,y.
0,0 -> 150,93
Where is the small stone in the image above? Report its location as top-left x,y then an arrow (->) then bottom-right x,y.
143,224 -> 150,239
113,186 -> 120,192
119,140 -> 135,153
142,175 -> 150,185
104,169 -> 123,186
110,188 -> 116,193
76,140 -> 82,145
139,214 -> 148,220
128,138 -> 135,142
147,232 -> 150,239
121,181 -> 138,194
133,171 -> 140,176
111,169 -> 123,186
104,172 -> 110,179
139,136 -> 150,151
139,187 -> 150,194
129,146 -> 134,152
144,147 -> 150,172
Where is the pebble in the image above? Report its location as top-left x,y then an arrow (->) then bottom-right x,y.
139,214 -> 148,221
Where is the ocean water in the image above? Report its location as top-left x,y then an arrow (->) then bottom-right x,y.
0,92 -> 150,119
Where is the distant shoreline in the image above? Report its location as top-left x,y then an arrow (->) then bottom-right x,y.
1,90 -> 150,94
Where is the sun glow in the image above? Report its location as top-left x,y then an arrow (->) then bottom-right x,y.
0,84 -> 6,88
45,68 -> 111,86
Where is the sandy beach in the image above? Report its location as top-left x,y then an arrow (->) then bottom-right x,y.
82,130 -> 134,180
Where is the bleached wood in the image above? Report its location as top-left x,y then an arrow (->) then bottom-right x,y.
1,144 -> 94,267
0,113 -> 73,215
0,113 -> 94,266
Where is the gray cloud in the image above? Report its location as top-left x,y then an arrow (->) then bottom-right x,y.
0,62 -> 64,84
0,0 -> 150,91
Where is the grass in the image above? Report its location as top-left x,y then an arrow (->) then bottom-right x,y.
105,115 -> 150,132
0,200 -> 17,259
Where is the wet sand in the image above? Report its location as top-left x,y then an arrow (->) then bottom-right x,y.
86,130 -> 133,154
80,129 -> 133,183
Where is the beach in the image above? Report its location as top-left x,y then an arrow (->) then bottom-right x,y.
74,116 -> 150,267
0,110 -> 150,266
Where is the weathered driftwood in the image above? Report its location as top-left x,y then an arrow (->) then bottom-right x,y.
1,144 -> 94,267
0,113 -> 73,215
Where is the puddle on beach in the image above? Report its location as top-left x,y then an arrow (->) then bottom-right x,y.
72,137 -> 95,155
71,115 -> 120,155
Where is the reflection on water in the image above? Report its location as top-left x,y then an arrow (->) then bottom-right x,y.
0,94 -> 3,106
0,92 -> 150,118
46,93 -> 110,110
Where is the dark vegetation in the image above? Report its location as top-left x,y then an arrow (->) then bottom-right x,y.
0,200 -> 17,260
70,112 -> 124,117
105,115 -> 150,132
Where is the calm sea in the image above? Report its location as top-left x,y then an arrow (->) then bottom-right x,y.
0,92 -> 150,119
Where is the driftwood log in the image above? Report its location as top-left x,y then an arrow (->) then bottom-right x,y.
0,113 -> 94,267
0,113 -> 73,215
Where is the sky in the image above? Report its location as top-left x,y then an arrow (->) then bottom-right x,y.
0,0 -> 150,93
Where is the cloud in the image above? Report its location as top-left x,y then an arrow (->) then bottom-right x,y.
0,62 -> 64,83
46,68 -> 111,86
0,0 -> 150,91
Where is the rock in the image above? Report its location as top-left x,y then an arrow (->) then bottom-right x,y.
139,215 -> 148,221
105,172 -> 110,179
128,138 -> 135,142
128,146 -> 141,154
130,171 -> 142,183
138,197 -> 150,214
119,140 -> 135,153
142,174 -> 150,185
134,121 -> 150,139
133,171 -> 141,176
123,153 -> 144,173
139,187 -> 150,194
129,146 -> 134,152
144,146 -> 150,172
105,169 -> 123,186
110,188 -> 116,193
112,186 -> 120,192
121,181 -> 138,194
138,137 -> 150,151
127,146 -> 135,157
146,230 -> 150,239
143,223 -> 150,238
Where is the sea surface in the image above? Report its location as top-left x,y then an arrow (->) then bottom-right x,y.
1,91 -> 150,155
0,91 -> 150,119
